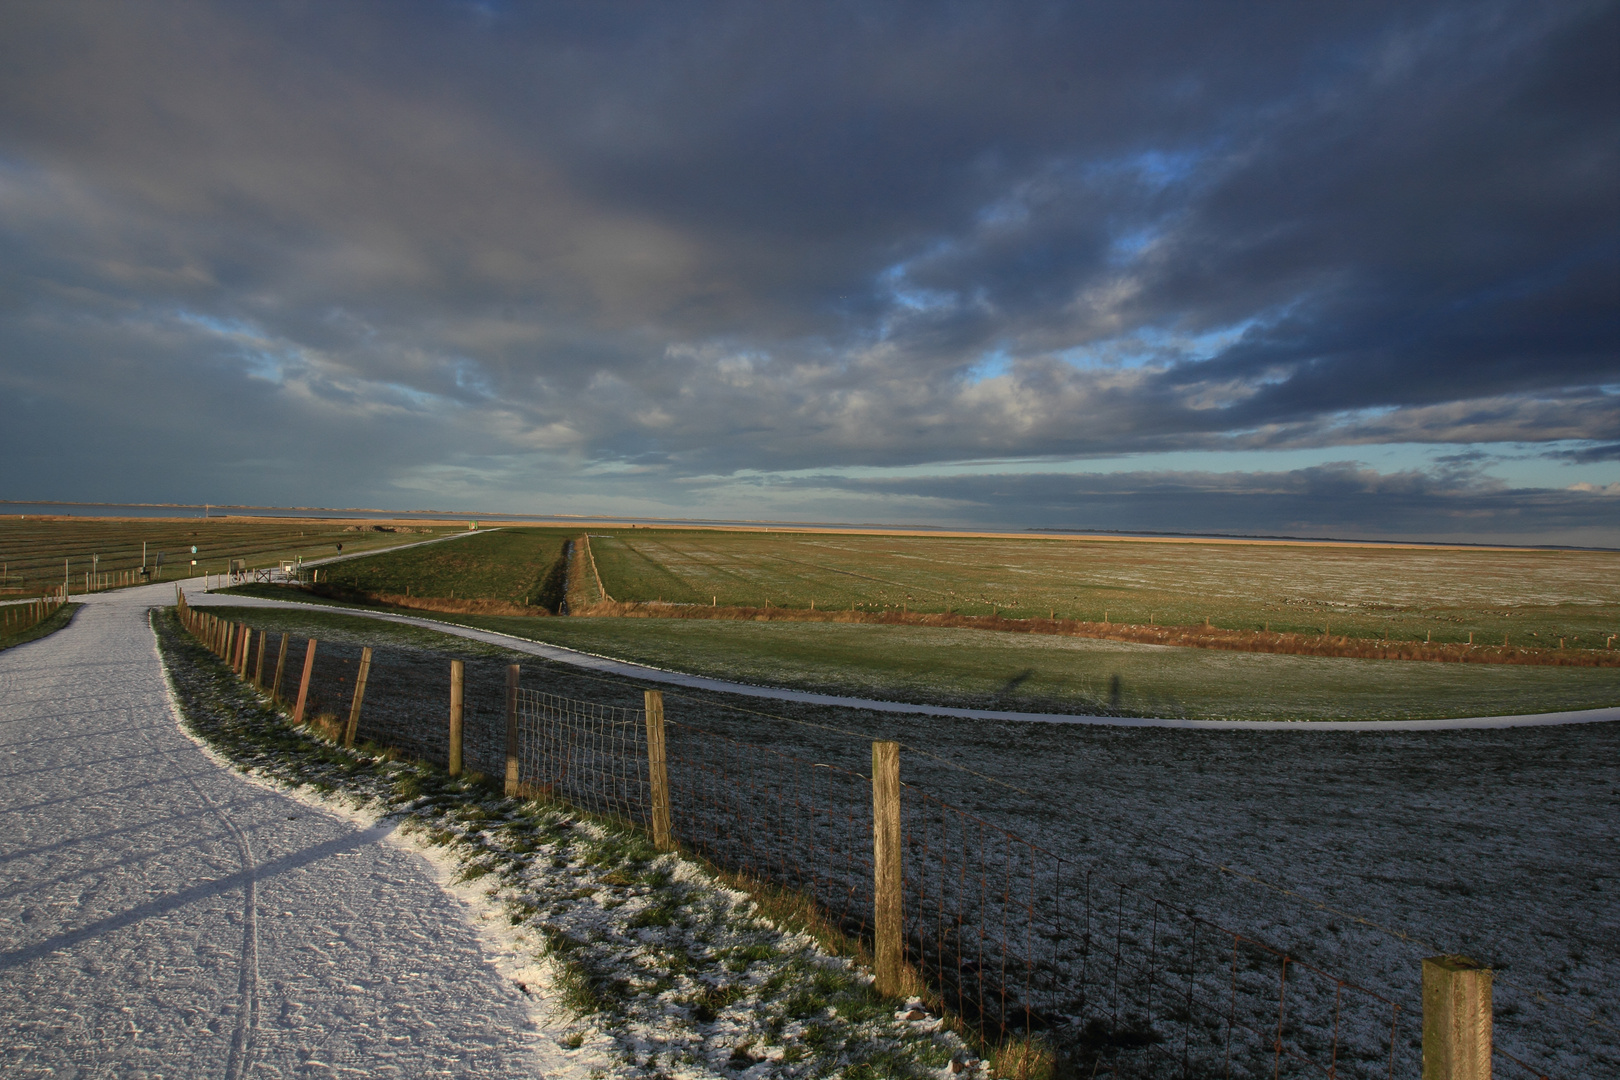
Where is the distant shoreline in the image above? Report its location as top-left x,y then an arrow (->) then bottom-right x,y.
4,500 -> 1615,552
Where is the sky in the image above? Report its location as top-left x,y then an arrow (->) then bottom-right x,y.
1,1 -> 1616,544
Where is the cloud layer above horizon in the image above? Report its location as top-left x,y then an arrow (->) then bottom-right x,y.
2,1 -> 1616,541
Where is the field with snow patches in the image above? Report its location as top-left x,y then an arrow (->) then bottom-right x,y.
206,603 -> 1619,1075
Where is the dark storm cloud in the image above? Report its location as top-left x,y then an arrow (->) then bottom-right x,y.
0,0 -> 1614,528
749,464 -> 1620,545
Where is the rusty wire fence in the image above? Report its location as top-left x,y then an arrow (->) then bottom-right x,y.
176,598 -> 1594,1078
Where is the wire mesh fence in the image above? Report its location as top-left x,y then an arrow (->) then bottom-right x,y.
901,789 -> 1407,1077
664,723 -> 879,944
514,688 -> 650,825
173,596 -> 1599,1077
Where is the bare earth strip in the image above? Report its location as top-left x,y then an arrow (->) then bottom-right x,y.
0,580 -> 550,1078
188,591 -> 1620,730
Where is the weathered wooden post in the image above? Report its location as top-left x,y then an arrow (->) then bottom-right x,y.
503,664 -> 521,796
253,632 -> 267,689
238,627 -> 253,676
448,660 -> 465,776
343,647 -> 372,748
872,739 -> 903,996
644,690 -> 673,850
293,639 -> 318,724
1423,955 -> 1492,1080
272,633 -> 290,703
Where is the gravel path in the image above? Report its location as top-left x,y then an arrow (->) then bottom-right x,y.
0,580 -> 551,1078
187,591 -> 1620,730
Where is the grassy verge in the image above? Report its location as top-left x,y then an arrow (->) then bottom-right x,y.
208,586 -> 1620,720
474,616 -> 1620,721
0,602 -> 80,652
153,606 -> 989,1079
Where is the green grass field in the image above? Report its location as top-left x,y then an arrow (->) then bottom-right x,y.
0,516 -> 460,593
213,584 -> 1620,720
470,615 -> 1620,720
585,528 -> 1620,647
220,524 -> 1620,720
318,527 -> 575,608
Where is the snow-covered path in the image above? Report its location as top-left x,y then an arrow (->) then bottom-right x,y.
0,582 -> 546,1078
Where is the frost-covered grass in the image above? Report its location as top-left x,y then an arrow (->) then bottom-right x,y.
154,608 -> 983,1079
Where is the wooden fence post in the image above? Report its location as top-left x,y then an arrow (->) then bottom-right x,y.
503,664 -> 522,796
272,633 -> 290,704
644,690 -> 673,850
293,639 -> 318,724
253,631 -> 266,689
343,647 -> 372,748
448,660 -> 464,777
1423,955 -> 1492,1080
238,626 -> 252,676
872,739 -> 903,996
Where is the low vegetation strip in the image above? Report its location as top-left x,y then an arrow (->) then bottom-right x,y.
153,607 -> 984,1080
0,599 -> 78,652
566,599 -> 1620,668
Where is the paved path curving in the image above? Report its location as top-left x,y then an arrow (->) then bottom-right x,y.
0,581 -> 550,1078
187,588 -> 1620,731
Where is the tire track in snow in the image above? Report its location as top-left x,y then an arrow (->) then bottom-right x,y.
149,614 -> 261,1079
